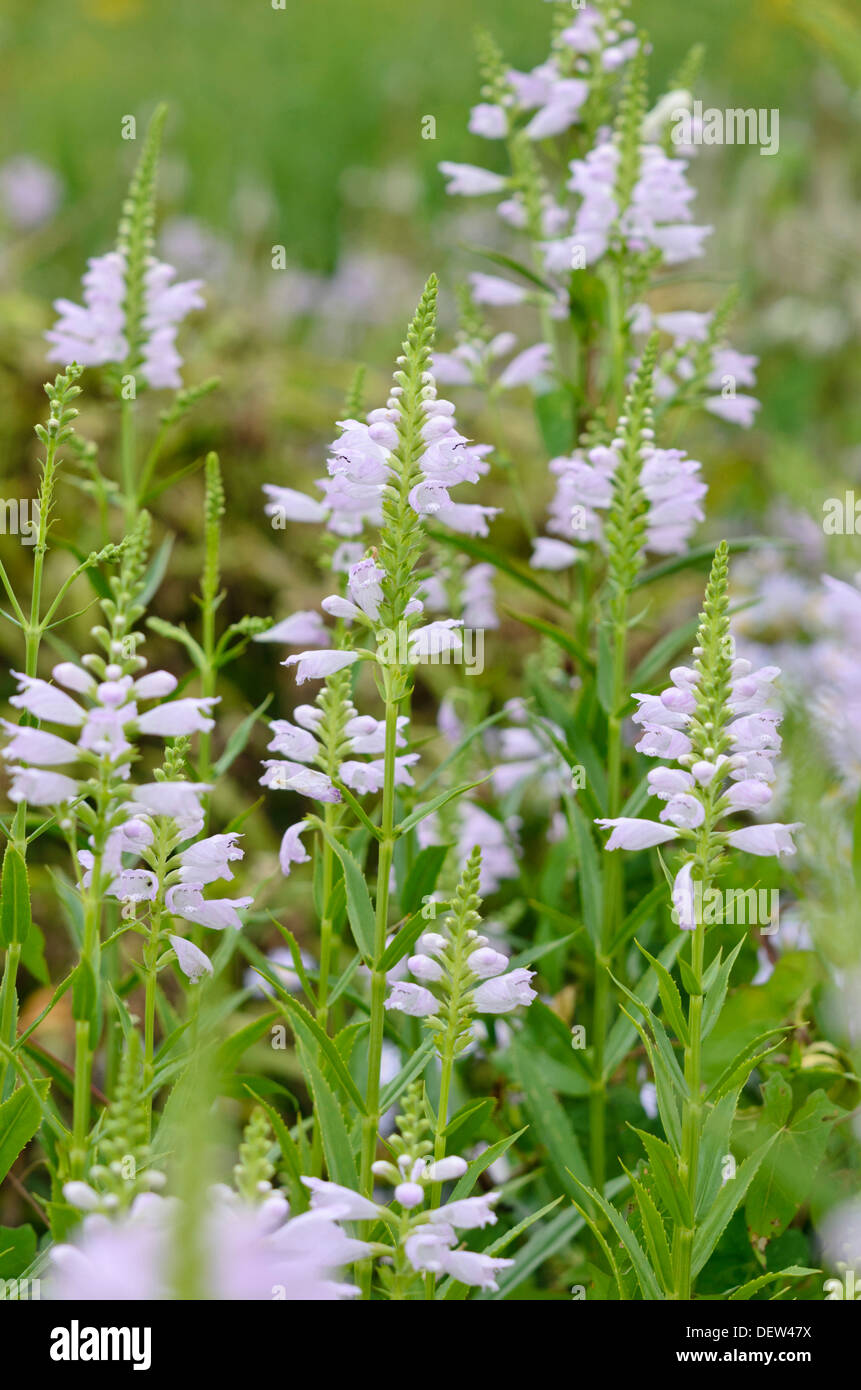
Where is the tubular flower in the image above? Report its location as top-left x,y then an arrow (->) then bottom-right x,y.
3,660 -> 218,809
595,544 -> 802,928
49,1187 -> 366,1300
304,1166 -> 514,1292
46,251 -> 204,389
530,441 -> 707,568
262,365 -> 497,542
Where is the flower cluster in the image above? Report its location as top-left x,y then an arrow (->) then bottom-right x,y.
261,685 -> 419,877
3,660 -> 217,808
531,438 -> 707,569
303,1169 -> 512,1292
633,303 -> 761,428
384,862 -> 537,1023
51,1185 -> 366,1301
46,250 -> 204,389
461,4 -> 641,151
263,373 -> 497,540
596,542 -> 802,926
553,136 -> 710,272
433,326 -> 552,394
386,936 -> 535,1018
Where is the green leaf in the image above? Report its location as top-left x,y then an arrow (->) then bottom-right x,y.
853,786 -> 861,893
439,1197 -> 562,1300
318,829 -> 376,964
279,995 -> 367,1115
510,1038 -> 590,1194
568,799 -> 602,946
701,937 -> 745,1039
695,1091 -> 739,1217
461,243 -> 557,293
631,602 -> 756,688
632,1127 -> 693,1228
705,1027 -> 788,1104
630,612 -> 702,690
626,1164 -> 674,1293
214,1012 -> 279,1074
503,608 -> 592,672
0,845 -> 31,947
242,1089 -> 307,1213
296,1039 -> 360,1187
395,780 -> 488,836
570,1174 -> 662,1300
596,622 -> 614,714
137,533 -> 174,607
145,616 -> 206,668
534,388 -> 576,457
0,1223 -> 37,1279
489,1185 -> 629,1299
692,1134 -> 779,1277
610,881 -> 667,953
443,1097 -> 494,1150
426,527 -> 562,607
727,1266 -> 819,1301
634,539 -> 782,589
604,936 -> 683,1073
0,1078 -> 49,1184
20,922 -> 48,986
400,843 -> 451,917
611,981 -> 688,1098
635,940 -> 689,1046
450,1127 -> 528,1201
376,910 -> 430,973
745,1089 -> 842,1246
378,1037 -> 436,1113
213,695 -> 272,776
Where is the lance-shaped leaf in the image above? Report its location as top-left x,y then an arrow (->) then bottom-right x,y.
691,1133 -> 779,1278
1,845 -> 32,948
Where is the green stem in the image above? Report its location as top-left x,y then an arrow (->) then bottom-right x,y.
606,260 -> 628,410
589,597 -> 628,1193
70,881 -> 102,1178
1,429 -> 61,1099
360,674 -> 400,1198
316,804 -> 337,1029
357,671 -> 401,1300
142,831 -> 170,1138
71,1021 -> 93,1178
120,395 -> 137,527
673,905 -> 707,1299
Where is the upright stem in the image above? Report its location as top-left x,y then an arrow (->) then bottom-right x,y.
316,804 -> 337,1030
142,829 -> 170,1138
0,442 -> 56,1099
121,394 -> 137,527
589,597 -> 628,1192
673,900 -> 707,1300
356,674 -> 400,1301
71,889 -> 100,1178
360,670 -> 400,1198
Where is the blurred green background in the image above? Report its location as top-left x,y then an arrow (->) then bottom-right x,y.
0,0 -> 859,694
1,0 -> 858,447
